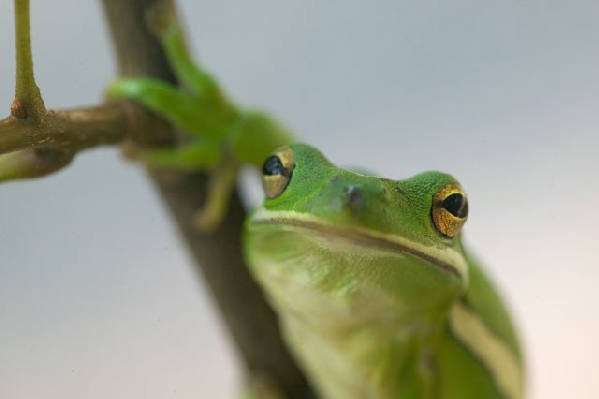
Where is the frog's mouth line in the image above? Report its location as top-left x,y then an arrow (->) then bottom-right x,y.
250,209 -> 467,280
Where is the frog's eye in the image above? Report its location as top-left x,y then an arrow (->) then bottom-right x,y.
431,184 -> 468,238
262,146 -> 294,199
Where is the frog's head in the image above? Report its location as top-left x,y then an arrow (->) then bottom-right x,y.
247,143 -> 469,324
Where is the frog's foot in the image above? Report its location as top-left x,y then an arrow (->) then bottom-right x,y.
105,5 -> 293,231
106,77 -> 227,140
107,76 -> 246,231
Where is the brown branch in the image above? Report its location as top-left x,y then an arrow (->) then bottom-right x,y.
0,101 -> 169,181
101,0 -> 315,398
0,102 -> 136,153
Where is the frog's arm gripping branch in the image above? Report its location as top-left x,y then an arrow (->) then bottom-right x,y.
106,4 -> 292,229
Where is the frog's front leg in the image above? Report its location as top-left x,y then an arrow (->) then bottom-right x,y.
107,77 -> 235,230
106,7 -> 292,230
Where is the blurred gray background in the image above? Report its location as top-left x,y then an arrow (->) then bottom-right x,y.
1,0 -> 598,398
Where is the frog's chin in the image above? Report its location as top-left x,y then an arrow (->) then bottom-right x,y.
249,208 -> 469,285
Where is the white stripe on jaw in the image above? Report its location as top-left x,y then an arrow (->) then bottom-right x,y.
250,208 -> 469,284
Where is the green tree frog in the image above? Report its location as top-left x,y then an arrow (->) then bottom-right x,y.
108,14 -> 524,399
247,144 -> 523,399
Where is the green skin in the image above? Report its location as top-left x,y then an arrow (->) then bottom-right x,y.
108,17 -> 524,399
246,144 -> 523,399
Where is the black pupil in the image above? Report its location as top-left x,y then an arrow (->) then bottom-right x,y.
263,155 -> 285,176
442,193 -> 468,218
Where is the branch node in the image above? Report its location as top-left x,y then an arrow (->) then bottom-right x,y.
10,99 -> 28,119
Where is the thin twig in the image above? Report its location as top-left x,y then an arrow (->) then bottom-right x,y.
13,0 -> 45,120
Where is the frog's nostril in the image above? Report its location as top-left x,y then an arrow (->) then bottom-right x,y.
345,185 -> 363,208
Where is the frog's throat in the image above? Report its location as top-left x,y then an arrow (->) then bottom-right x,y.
250,208 -> 469,283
